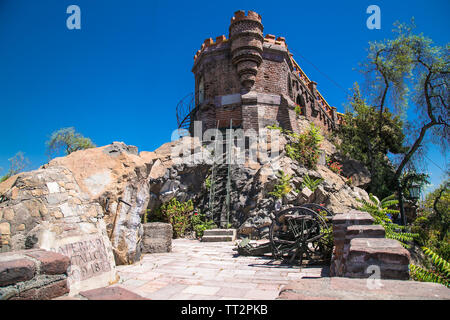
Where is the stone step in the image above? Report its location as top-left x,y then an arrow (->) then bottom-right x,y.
201,235 -> 235,242
203,229 -> 236,237
345,237 -> 411,280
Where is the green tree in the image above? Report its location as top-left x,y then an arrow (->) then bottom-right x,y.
0,152 -> 30,182
412,180 -> 449,259
338,83 -> 406,197
46,127 -> 96,158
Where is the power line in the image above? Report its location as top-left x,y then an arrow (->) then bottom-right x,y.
295,51 -> 351,97
424,153 -> 447,173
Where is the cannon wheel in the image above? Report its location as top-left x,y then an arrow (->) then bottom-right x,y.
299,203 -> 334,226
269,206 -> 333,265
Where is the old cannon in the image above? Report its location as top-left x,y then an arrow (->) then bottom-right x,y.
236,204 -> 334,265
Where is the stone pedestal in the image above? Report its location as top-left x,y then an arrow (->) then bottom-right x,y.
142,223 -> 172,253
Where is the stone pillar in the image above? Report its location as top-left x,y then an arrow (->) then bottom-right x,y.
229,10 -> 264,91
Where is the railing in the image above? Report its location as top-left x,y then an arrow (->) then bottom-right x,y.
176,92 -> 196,130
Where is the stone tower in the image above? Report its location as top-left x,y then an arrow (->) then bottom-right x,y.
179,10 -> 343,135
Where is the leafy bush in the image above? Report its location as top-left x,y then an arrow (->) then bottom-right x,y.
410,247 -> 450,287
146,198 -> 194,238
191,211 -> 216,238
268,170 -> 292,199
301,175 -> 323,192
285,123 -> 323,169
294,105 -> 303,117
327,159 -> 343,175
357,193 -> 419,248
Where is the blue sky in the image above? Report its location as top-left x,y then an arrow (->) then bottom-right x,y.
0,0 -> 448,195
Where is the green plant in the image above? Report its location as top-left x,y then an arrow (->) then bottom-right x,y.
191,211 -> 216,238
149,198 -> 194,238
285,123 -> 323,169
410,247 -> 450,287
327,159 -> 343,175
345,176 -> 353,186
294,105 -> 303,117
301,175 -> 323,192
268,170 -> 292,199
266,124 -> 283,131
205,176 -> 211,191
357,193 -> 419,248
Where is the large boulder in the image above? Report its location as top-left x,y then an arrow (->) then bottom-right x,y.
42,142 -> 152,265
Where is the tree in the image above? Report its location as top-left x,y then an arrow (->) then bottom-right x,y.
338,83 -> 407,198
46,127 -> 96,158
0,152 -> 30,182
359,21 -> 449,224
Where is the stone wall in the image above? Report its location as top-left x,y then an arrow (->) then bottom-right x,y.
331,210 -> 411,280
0,249 -> 70,300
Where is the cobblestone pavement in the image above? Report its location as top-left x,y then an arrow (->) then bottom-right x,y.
110,239 -> 327,300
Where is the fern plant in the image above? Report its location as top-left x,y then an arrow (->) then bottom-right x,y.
357,193 -> 419,248
302,175 -> 323,192
410,247 -> 450,287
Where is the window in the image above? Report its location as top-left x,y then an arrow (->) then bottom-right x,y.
198,76 -> 204,105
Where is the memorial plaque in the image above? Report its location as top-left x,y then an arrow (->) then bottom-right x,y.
44,233 -> 117,295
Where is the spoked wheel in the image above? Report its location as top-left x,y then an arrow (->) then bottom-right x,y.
269,206 -> 333,265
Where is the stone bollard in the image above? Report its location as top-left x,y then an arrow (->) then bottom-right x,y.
142,223 -> 173,254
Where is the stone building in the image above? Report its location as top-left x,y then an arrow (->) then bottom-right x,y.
177,10 -> 344,135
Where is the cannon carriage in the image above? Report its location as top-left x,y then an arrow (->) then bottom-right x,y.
236,204 -> 334,265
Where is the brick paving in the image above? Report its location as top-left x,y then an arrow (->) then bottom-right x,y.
110,238 -> 326,300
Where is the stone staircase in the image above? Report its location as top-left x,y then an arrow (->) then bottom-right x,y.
201,229 -> 237,242
330,210 -> 411,280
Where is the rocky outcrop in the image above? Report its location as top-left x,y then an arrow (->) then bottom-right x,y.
42,142 -> 152,265
0,134 -> 372,270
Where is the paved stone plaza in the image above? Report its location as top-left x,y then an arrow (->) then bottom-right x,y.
52,238 -> 450,300
110,239 -> 326,300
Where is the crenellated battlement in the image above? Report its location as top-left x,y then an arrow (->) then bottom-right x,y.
263,34 -> 287,48
193,35 -> 228,61
230,10 -> 262,24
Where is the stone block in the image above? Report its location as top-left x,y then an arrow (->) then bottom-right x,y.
344,225 -> 385,243
24,250 -> 70,275
142,223 -> 172,253
0,255 -> 36,286
332,210 -> 374,226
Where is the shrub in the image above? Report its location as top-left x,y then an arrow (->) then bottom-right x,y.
191,211 -> 216,238
148,198 -> 194,238
327,159 -> 343,175
294,105 -> 303,117
285,123 -> 323,169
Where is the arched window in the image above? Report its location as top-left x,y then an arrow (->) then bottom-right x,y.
198,76 -> 204,105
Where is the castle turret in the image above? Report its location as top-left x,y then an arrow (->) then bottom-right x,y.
229,10 -> 264,91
